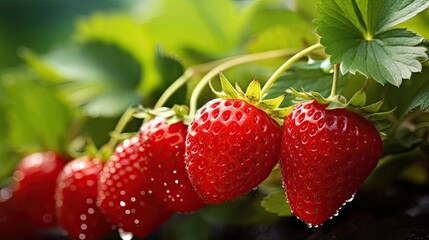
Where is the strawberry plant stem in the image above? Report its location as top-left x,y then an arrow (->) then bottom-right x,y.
154,70 -> 193,109
102,106 -> 138,160
260,43 -> 324,97
154,57 -> 243,109
329,64 -> 340,99
189,48 -> 301,116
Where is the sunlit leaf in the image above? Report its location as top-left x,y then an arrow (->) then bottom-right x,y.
23,42 -> 142,117
247,26 -> 318,53
261,191 -> 292,217
316,0 -> 429,86
1,70 -> 74,154
74,13 -> 160,95
143,0 -> 243,60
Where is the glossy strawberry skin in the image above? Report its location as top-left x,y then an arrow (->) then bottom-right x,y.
139,117 -> 205,212
185,99 -> 282,204
98,136 -> 172,238
280,100 -> 383,226
12,151 -> 67,227
0,188 -> 38,239
55,156 -> 113,240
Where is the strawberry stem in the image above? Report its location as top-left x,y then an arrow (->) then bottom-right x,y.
154,70 -> 194,109
101,105 -> 139,161
329,64 -> 340,99
189,48 -> 301,116
153,58 -> 233,109
260,43 -> 324,97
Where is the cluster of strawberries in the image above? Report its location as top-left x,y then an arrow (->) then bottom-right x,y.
0,80 -> 384,239
1,118 -> 206,240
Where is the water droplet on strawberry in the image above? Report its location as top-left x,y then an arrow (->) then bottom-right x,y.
81,223 -> 87,230
346,193 -> 355,203
118,228 -> 133,240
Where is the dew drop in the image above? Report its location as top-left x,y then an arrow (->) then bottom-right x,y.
118,228 -> 133,240
120,201 -> 126,207
346,193 -> 355,203
79,233 -> 86,240
88,208 -> 95,215
80,214 -> 87,221
42,214 -> 53,223
81,223 -> 87,230
307,223 -> 313,228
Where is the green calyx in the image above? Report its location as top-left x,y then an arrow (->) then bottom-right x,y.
211,73 -> 293,124
287,87 -> 395,133
134,104 -> 190,124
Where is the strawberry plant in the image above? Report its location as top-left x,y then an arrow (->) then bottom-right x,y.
1,0 -> 429,239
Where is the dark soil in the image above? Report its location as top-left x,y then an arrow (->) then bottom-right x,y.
211,180 -> 429,240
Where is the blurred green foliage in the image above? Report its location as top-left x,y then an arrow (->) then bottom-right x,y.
0,0 -> 428,238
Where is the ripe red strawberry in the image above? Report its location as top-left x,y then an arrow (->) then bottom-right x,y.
280,100 -> 383,226
12,151 -> 67,227
98,136 -> 172,238
55,156 -> 113,240
138,117 -> 205,212
0,187 -> 38,239
185,98 -> 282,204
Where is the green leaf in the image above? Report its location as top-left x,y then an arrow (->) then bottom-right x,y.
142,0 -> 245,63
261,191 -> 293,217
74,13 -> 160,95
407,79 -> 429,112
379,67 -> 429,118
1,70 -> 74,154
0,85 -> 21,182
247,26 -> 318,53
153,47 -> 186,107
23,42 -> 142,117
316,0 -> 429,86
